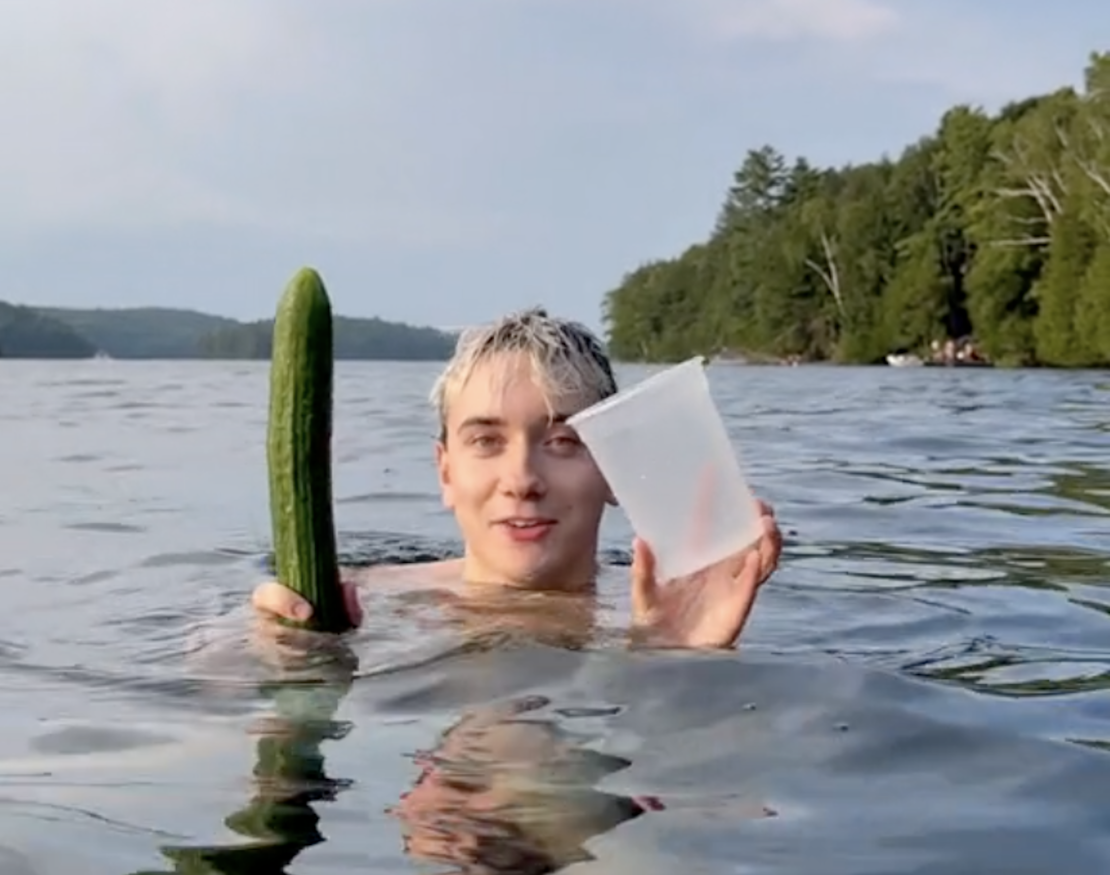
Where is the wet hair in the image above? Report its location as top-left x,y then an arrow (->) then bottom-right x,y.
430,307 -> 618,440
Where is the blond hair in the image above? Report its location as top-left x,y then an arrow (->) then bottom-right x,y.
430,307 -> 618,439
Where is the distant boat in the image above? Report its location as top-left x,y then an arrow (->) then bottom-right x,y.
886,352 -> 923,367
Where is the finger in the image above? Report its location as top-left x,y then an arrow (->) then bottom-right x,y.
722,544 -> 750,579
252,580 -> 312,622
699,551 -> 763,649
247,613 -> 314,665
722,503 -> 766,578
765,511 -> 783,553
733,550 -> 764,614
757,514 -> 783,583
755,498 -> 776,519
341,579 -> 364,627
630,536 -> 659,618
737,549 -> 762,591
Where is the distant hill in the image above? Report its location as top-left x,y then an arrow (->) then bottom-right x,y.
0,301 -> 97,358
38,306 -> 239,359
0,302 -> 457,360
198,315 -> 456,360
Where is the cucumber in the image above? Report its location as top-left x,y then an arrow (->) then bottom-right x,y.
266,267 -> 351,633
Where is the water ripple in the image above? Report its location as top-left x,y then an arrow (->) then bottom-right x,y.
0,360 -> 1108,872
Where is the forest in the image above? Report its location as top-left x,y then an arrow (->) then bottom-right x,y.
602,52 -> 1110,367
0,302 -> 455,360
196,315 -> 455,360
0,301 -> 96,358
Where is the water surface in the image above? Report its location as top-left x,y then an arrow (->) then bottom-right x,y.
1,359 -> 1108,873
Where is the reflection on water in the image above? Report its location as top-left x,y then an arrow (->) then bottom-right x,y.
137,638 -> 1110,875
389,694 -> 655,874
0,361 -> 1108,872
133,673 -> 667,875
135,681 -> 352,875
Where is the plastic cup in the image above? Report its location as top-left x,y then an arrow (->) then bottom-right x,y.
567,356 -> 761,582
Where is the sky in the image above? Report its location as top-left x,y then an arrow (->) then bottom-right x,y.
0,0 -> 1104,332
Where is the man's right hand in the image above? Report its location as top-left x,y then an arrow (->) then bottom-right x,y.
246,577 -> 363,676
251,577 -> 364,628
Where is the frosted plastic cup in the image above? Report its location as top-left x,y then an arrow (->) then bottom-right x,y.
567,356 -> 761,582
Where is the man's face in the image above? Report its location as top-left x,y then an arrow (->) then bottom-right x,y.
435,352 -> 613,589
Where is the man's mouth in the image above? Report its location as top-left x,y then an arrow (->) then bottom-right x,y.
498,517 -> 556,529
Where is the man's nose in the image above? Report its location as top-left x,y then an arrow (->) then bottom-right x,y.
499,441 -> 546,497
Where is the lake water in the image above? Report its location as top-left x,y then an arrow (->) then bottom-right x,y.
1,359 -> 1109,874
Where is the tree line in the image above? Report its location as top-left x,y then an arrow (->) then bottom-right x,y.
0,301 -> 96,358
197,315 -> 455,360
602,52 -> 1110,367
0,302 -> 456,360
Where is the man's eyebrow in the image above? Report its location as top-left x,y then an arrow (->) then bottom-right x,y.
455,413 -> 574,431
457,416 -> 504,431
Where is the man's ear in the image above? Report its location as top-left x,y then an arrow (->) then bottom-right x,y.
435,439 -> 454,509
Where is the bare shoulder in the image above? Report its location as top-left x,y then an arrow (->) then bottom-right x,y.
343,558 -> 463,590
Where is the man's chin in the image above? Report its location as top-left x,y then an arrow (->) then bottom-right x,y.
488,551 -> 565,589
462,549 -> 553,588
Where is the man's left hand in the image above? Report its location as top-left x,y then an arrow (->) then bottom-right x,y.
630,499 -> 782,649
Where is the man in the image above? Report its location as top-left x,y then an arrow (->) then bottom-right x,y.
251,306 -> 782,650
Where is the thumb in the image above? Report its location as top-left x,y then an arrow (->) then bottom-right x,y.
630,536 -> 659,618
252,580 -> 313,623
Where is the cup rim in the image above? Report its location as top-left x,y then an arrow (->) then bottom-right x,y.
567,355 -> 706,429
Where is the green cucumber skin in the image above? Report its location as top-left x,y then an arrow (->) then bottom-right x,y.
267,267 -> 351,633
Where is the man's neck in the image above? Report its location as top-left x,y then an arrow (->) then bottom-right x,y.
459,552 -> 599,595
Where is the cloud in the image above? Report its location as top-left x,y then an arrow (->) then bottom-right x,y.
660,0 -> 901,43
0,0 -> 498,246
0,2 -> 293,219
820,4 -> 1089,106
652,0 -> 1078,111
0,0 -> 1076,270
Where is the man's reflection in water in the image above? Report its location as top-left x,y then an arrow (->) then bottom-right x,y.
182,581 -> 770,874
389,695 -> 662,874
